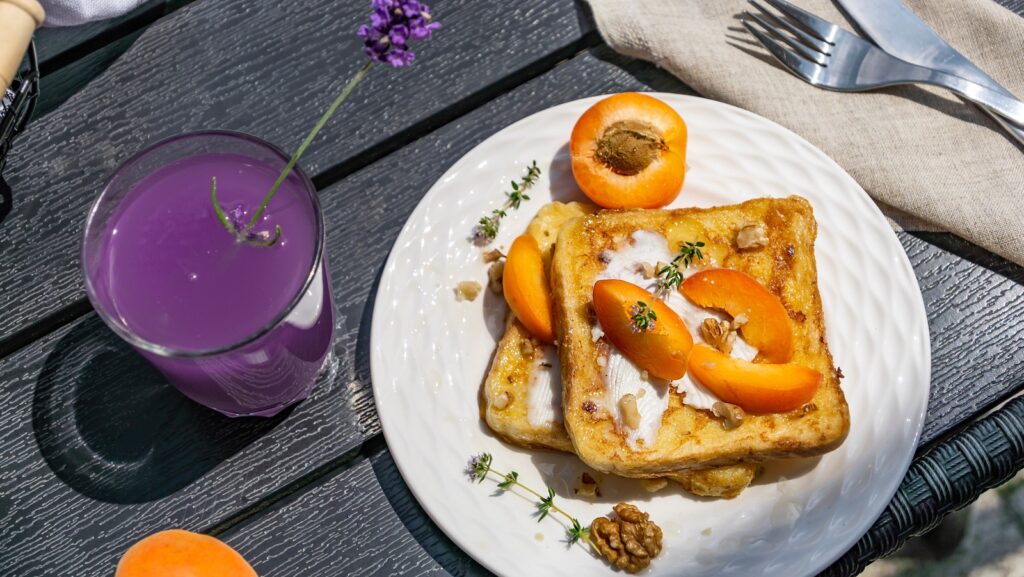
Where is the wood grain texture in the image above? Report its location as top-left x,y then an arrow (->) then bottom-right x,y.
224,456 -> 446,577
0,311 -> 366,576
0,0 -> 592,350
0,46 -> 689,577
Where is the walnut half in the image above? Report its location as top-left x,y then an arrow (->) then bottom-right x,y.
699,318 -> 736,354
590,503 -> 664,573
736,223 -> 768,250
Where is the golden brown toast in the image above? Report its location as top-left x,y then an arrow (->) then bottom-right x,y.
551,196 -> 849,477
481,202 -> 759,498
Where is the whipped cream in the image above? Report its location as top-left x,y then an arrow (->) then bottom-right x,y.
527,344 -> 562,427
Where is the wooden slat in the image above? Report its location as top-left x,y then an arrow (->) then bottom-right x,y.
222,456 -> 446,577
0,0 -> 593,353
0,46 -> 689,577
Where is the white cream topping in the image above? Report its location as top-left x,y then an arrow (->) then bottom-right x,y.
601,348 -> 670,449
527,345 -> 562,427
595,231 -> 760,419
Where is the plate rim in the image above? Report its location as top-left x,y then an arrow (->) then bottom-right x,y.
370,92 -> 932,576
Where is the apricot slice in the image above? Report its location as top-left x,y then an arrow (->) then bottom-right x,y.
503,234 -> 555,343
592,279 -> 693,380
570,93 -> 687,209
688,344 -> 821,414
681,268 -> 794,363
116,529 -> 257,577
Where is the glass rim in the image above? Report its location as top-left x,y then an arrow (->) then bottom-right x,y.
81,129 -> 326,359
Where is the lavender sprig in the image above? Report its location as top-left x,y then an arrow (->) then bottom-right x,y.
471,161 -> 541,245
212,0 -> 440,247
468,453 -> 595,547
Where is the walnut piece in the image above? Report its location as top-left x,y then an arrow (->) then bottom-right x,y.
712,401 -> 745,430
699,318 -> 736,354
575,472 -> 600,498
487,261 -> 505,294
736,223 -> 768,249
454,281 -> 482,302
619,394 -> 641,430
482,248 -> 505,263
634,262 -> 656,279
492,391 -> 510,410
590,503 -> 664,573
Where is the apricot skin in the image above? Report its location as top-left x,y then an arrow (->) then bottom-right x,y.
570,93 -> 687,209
503,234 -> 556,343
688,345 -> 821,414
116,529 -> 258,577
681,268 -> 794,363
593,279 -> 693,380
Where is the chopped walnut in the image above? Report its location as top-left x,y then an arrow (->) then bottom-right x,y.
732,313 -> 749,329
736,223 -> 768,249
482,248 -> 505,263
487,261 -> 505,294
590,503 -> 664,573
712,401 -> 745,430
518,338 -> 535,360
492,391 -> 511,410
635,262 -> 656,279
575,472 -> 601,498
700,318 -> 736,354
636,388 -> 647,399
640,478 -> 668,493
454,281 -> 482,302
619,394 -> 641,429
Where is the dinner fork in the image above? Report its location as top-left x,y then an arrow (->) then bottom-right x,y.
741,0 -> 1024,127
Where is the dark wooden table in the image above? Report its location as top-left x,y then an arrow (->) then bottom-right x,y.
2,1 -> 1023,575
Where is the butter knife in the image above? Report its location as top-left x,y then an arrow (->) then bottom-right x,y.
837,0 -> 1024,145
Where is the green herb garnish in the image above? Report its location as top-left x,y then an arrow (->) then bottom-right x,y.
630,301 -> 657,333
656,240 -> 705,295
472,161 -> 541,245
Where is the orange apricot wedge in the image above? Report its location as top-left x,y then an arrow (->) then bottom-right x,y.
570,93 -> 687,209
503,234 -> 555,343
681,268 -> 794,363
593,279 -> 693,380
688,344 -> 821,414
116,529 -> 257,577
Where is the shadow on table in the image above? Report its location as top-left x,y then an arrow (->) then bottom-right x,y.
0,176 -> 13,228
31,315 -> 290,504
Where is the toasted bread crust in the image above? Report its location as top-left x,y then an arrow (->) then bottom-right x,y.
552,197 -> 850,477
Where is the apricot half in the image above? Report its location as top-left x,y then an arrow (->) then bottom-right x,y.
570,93 -> 687,208
504,234 -> 555,343
688,345 -> 821,414
681,268 -> 793,363
116,529 -> 257,577
593,279 -> 693,380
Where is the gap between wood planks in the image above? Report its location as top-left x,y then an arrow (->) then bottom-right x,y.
0,32 -> 601,362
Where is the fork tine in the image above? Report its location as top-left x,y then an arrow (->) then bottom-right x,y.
748,0 -> 832,56
762,0 -> 836,43
741,19 -> 820,82
744,10 -> 828,65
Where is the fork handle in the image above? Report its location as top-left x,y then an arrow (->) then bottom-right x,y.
906,67 -> 1024,128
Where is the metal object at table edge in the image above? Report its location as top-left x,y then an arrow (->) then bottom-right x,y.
1,39 -> 39,174
836,0 -> 1024,147
742,0 -> 1024,128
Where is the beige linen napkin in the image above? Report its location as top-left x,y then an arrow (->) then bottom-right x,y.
586,0 -> 1024,266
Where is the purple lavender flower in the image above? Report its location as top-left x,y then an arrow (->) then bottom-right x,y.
358,0 -> 440,67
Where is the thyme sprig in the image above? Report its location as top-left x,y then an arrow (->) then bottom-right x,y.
472,161 -> 541,245
469,453 -> 595,548
630,301 -> 657,333
656,240 -> 705,295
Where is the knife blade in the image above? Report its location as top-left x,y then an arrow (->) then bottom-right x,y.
837,0 -> 1024,144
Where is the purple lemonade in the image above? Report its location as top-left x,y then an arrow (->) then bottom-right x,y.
83,132 -> 334,417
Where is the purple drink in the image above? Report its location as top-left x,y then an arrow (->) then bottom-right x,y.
83,132 -> 334,417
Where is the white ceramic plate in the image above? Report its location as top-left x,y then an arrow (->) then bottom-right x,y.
370,94 -> 930,576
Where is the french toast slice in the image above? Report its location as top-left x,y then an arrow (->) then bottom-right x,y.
551,196 -> 849,477
481,202 -> 759,498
